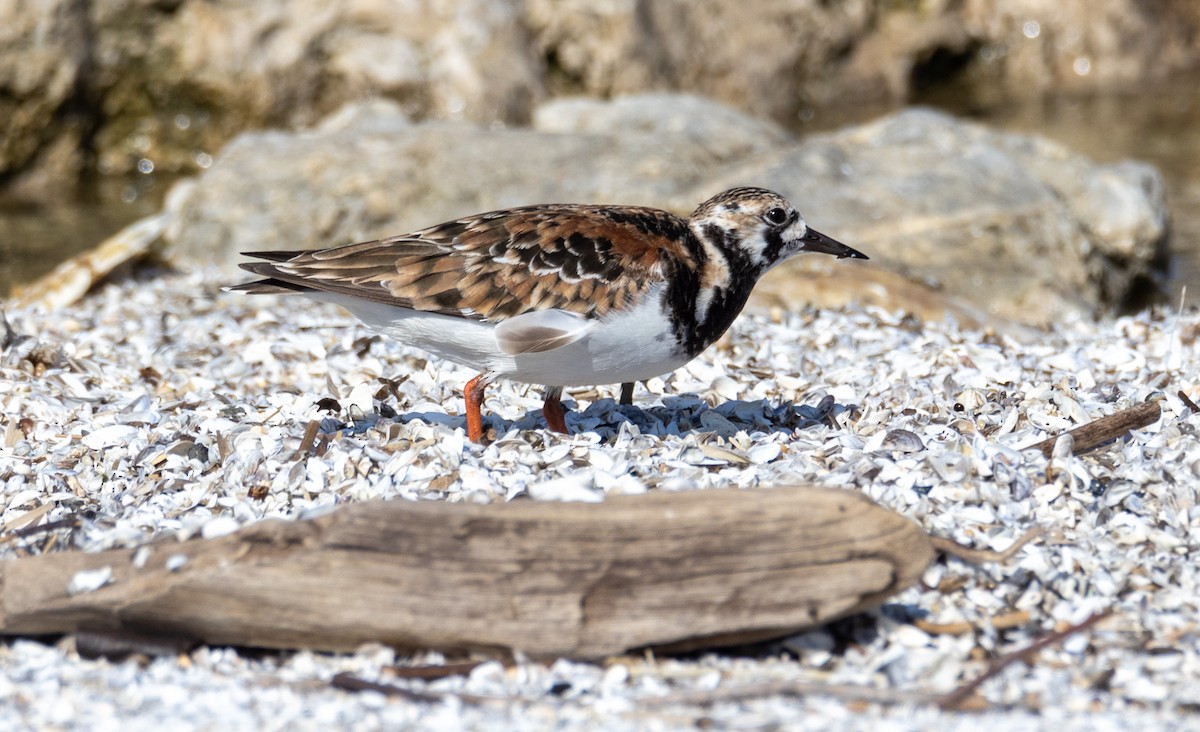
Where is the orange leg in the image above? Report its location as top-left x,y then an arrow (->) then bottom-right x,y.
619,382 -> 635,405
543,386 -> 568,434
464,373 -> 490,443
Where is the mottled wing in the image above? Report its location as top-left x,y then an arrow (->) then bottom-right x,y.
235,204 -> 693,322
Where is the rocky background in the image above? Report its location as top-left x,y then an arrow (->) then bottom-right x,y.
160,99 -> 1166,326
5,0 -> 1199,192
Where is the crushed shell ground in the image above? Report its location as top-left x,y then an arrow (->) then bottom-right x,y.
1,268 -> 1198,730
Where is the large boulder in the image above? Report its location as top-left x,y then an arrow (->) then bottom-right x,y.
699,108 -> 1169,321
166,96 -> 774,267
164,96 -> 1167,325
0,0 -> 90,190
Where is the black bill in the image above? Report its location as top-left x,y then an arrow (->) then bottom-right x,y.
800,227 -> 869,260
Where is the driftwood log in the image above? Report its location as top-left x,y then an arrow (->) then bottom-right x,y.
0,486 -> 933,659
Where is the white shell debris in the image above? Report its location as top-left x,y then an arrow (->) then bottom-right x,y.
80,424 -> 141,450
1,268 -> 1199,727
66,566 -> 113,596
199,516 -> 242,540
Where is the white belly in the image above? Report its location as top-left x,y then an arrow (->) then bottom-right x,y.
316,286 -> 691,387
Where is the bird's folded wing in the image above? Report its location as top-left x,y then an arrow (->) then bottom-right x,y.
493,309 -> 592,355
235,205 -> 688,322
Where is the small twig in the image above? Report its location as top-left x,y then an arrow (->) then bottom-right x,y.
331,673 -> 448,702
931,527 -> 1044,565
298,419 -> 320,454
389,660 -> 486,680
0,517 -> 80,546
259,404 -> 284,426
1178,390 -> 1200,413
330,672 -> 494,705
915,610 -> 1031,636
937,609 -> 1113,711
642,679 -> 939,708
1028,397 -> 1163,458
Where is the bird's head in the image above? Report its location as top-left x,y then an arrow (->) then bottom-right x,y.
689,187 -> 867,274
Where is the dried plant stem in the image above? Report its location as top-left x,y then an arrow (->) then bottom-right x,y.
931,527 -> 1044,565
937,609 -> 1113,711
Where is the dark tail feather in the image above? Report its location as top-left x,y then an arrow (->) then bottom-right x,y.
242,250 -> 301,263
226,260 -> 316,295
229,251 -> 404,309
226,279 -> 312,295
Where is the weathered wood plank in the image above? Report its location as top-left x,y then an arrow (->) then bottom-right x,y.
0,486 -> 933,659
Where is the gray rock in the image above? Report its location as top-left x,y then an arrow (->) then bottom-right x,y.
165,98 -> 1167,324
527,0 -> 1200,116
167,99 -> 750,268
0,0 -> 89,188
699,108 -> 1168,322
533,93 -> 794,162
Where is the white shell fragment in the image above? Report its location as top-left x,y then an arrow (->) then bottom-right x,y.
66,566 -> 113,596
1,267 -> 1198,726
80,424 -> 141,450
746,442 -> 782,464
200,516 -> 242,540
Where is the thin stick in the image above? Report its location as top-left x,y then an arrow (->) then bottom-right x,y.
931,527 -> 1044,565
642,678 -> 938,708
937,609 -> 1113,711
915,610 -> 1031,636
0,517 -> 79,546
1028,397 -> 1163,458
389,661 -> 486,680
298,419 -> 320,454
330,672 -> 494,705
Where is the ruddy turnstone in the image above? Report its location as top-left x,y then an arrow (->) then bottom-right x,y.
232,187 -> 867,442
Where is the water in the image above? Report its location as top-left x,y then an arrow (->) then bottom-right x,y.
3,77 -> 1198,306
950,76 -> 1200,306
0,175 -> 165,297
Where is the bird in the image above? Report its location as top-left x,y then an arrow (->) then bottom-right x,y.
231,187 -> 867,442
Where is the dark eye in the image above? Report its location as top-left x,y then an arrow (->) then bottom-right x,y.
764,207 -> 789,226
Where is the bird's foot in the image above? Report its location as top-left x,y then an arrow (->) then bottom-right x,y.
464,373 -> 490,443
543,386 -> 568,434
